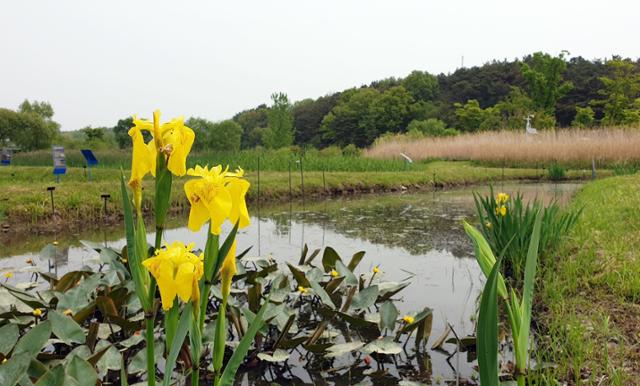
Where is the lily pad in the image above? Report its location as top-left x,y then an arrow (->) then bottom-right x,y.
325,341 -> 364,358
362,337 -> 402,355
50,310 -> 86,345
257,349 -> 290,362
350,285 -> 379,311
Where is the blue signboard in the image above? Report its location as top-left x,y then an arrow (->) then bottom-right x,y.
81,149 -> 98,166
52,146 -> 66,181
1,148 -> 12,165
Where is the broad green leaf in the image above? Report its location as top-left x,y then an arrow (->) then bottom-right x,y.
286,263 -> 310,288
377,281 -> 411,301
350,285 -> 379,311
347,251 -> 366,271
308,280 -> 336,309
321,247 -> 341,272
257,349 -> 290,363
162,304 -> 193,386
335,260 -> 357,286
362,337 -> 402,355
379,301 -> 397,332
325,341 -> 364,358
477,255 -> 502,385
33,364 -> 65,386
0,352 -> 31,386
0,324 -> 19,355
14,321 -> 51,356
50,311 -> 85,345
66,355 -> 97,386
127,341 -> 164,375
219,295 -> 271,386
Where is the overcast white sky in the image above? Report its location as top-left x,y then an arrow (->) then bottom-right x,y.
1,0 -> 637,131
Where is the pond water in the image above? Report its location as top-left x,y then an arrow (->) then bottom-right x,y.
0,181 -> 582,384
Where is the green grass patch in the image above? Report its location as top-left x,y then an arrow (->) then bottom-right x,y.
538,174 -> 640,383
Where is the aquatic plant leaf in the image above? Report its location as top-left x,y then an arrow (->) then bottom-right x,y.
377,282 -> 410,301
66,355 -> 97,386
322,247 -> 342,272
445,335 -> 476,351
162,303 -> 192,386
309,280 -> 336,309
0,323 -> 19,355
379,301 -> 397,332
476,255 -> 502,385
54,271 -> 90,293
515,209 -> 543,374
414,310 -> 433,347
347,251 -> 366,271
286,263 -> 310,287
50,311 -> 85,345
362,337 -> 402,355
257,349 -> 290,362
325,341 -> 365,358
219,295 -> 271,386
34,364 -> 65,386
14,320 -> 51,356
399,381 -> 428,386
0,351 -> 30,386
430,324 -> 451,350
335,260 -> 357,286
350,285 -> 379,311
1,284 -> 48,309
127,341 -> 164,375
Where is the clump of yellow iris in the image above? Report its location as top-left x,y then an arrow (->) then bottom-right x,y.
183,165 -> 250,235
495,205 -> 507,217
142,241 -> 204,311
128,110 -> 195,192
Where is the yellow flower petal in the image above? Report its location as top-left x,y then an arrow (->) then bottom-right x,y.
175,262 -> 196,303
220,240 -> 237,299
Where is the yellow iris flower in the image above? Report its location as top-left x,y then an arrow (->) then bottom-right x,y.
128,109 -> 195,184
495,205 -> 507,217
141,241 -> 204,311
403,315 -> 415,324
184,165 -> 250,235
496,192 -> 510,204
220,240 -> 237,300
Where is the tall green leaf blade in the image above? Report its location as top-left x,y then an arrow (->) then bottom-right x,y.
219,296 -> 271,386
463,221 -> 508,298
477,257 -> 501,385
162,304 -> 193,386
515,209 -> 543,373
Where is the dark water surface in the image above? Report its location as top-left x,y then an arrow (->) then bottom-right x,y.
0,182 -> 582,384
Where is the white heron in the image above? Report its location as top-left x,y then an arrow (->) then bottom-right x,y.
525,115 -> 538,135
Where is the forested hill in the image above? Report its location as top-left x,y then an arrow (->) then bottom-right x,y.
232,53 -> 640,148
2,53 -> 639,152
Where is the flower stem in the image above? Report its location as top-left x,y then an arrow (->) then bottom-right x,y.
145,315 -> 156,386
191,366 -> 200,386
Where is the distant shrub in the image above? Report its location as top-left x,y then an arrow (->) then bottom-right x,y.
318,145 -> 342,157
407,118 -> 459,137
341,144 -> 360,157
572,106 -> 595,128
547,162 -> 566,181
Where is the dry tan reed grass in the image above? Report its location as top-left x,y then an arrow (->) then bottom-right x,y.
364,129 -> 640,167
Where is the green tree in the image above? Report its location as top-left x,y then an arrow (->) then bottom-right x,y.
208,120 -> 243,151
407,118 -> 458,137
0,108 -> 18,146
292,94 -> 339,146
113,117 -> 134,149
454,100 -> 487,132
402,70 -> 439,101
365,86 -> 414,141
265,92 -> 294,149
187,118 -> 243,152
520,51 -> 573,114
571,106 -> 595,128
82,126 -> 105,141
320,88 -> 380,147
594,58 -> 640,125
14,100 -> 60,149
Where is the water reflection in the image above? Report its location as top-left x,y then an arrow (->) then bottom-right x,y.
0,182 -> 582,383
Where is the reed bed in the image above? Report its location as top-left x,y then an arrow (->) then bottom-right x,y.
365,129 -> 640,168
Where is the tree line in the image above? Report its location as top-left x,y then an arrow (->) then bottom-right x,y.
2,53 -> 639,152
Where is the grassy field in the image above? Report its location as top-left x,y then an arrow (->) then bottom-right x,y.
10,147 -> 410,172
0,161 -> 571,231
537,174 -> 640,384
365,128 -> 640,170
